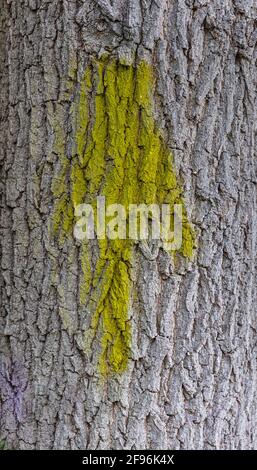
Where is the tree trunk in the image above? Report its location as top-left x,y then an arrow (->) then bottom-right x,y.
1,0 -> 257,450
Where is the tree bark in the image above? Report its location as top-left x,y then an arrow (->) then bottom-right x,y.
1,0 -> 257,450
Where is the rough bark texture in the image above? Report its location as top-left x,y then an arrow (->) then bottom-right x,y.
1,0 -> 257,450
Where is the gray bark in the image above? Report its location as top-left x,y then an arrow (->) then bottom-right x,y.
1,0 -> 257,450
